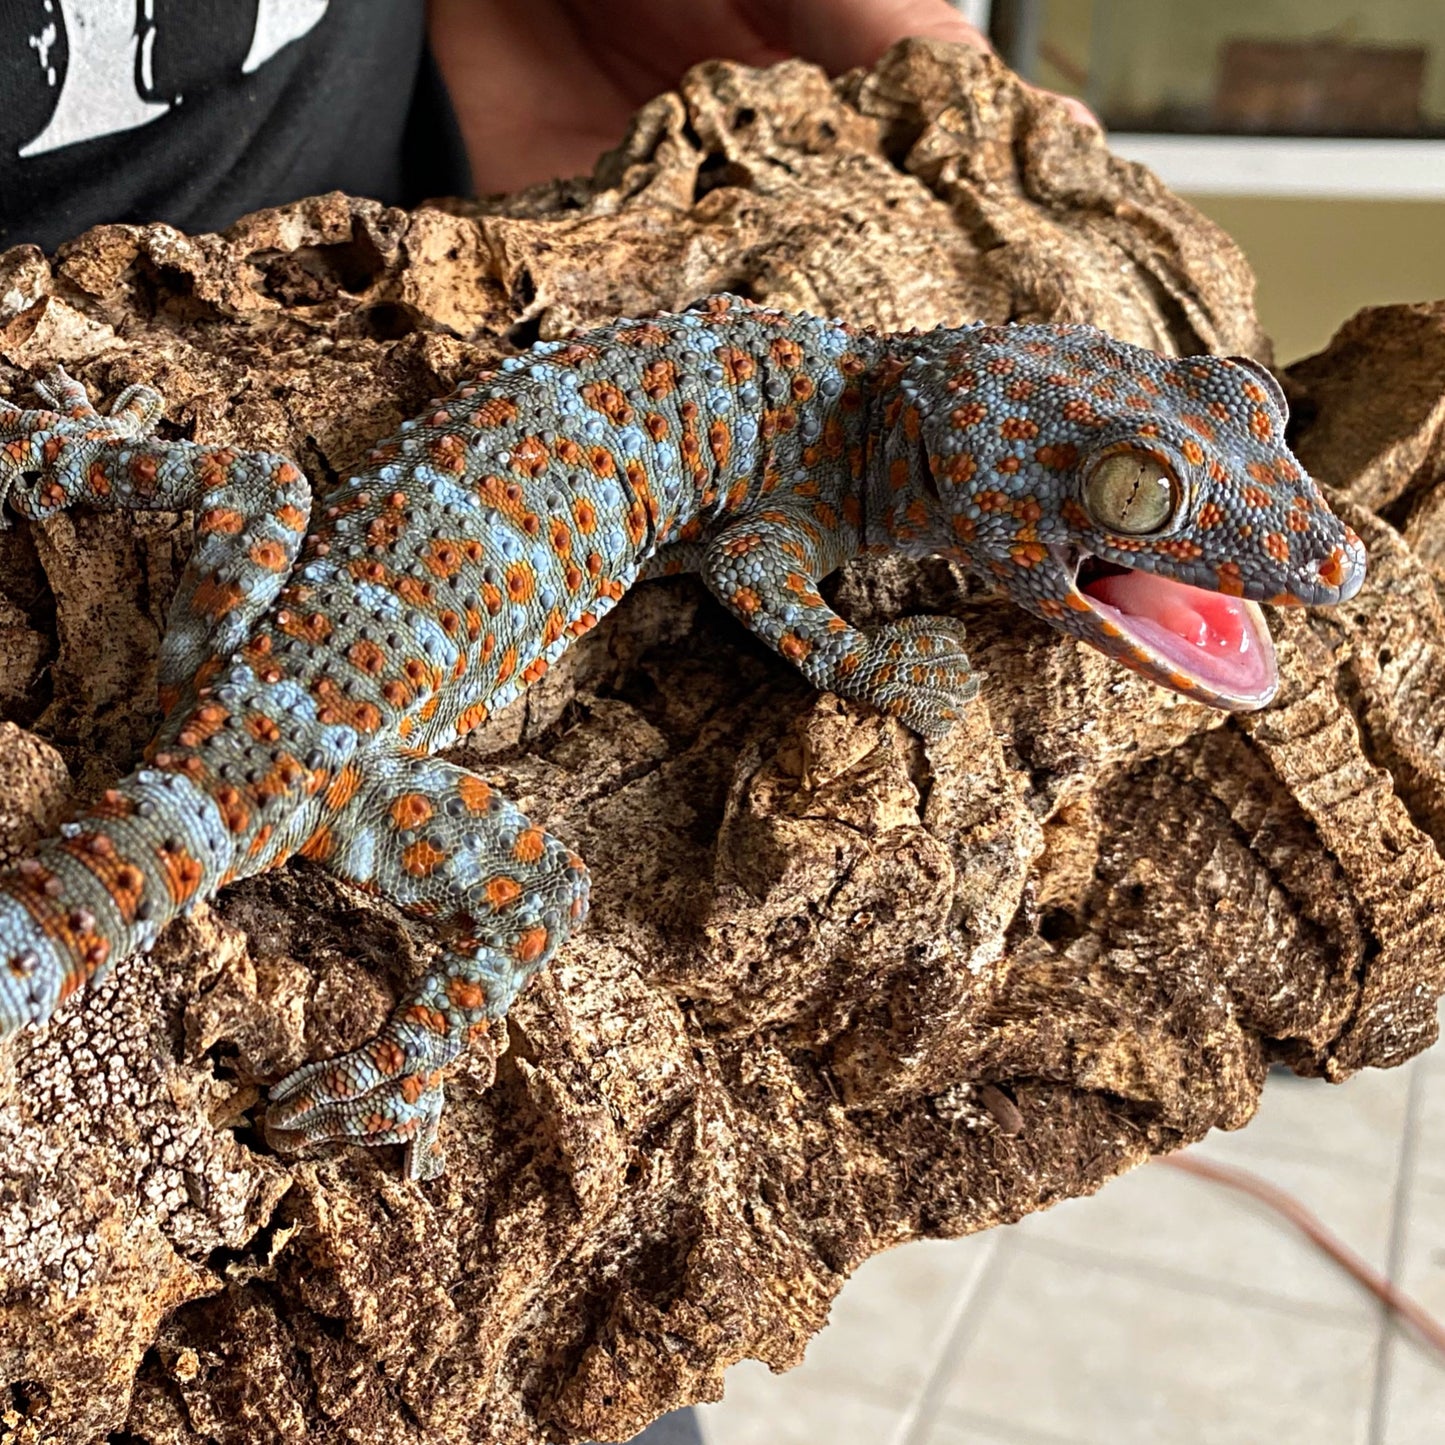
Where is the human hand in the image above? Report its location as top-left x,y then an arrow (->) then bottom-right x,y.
428,0 -> 1097,195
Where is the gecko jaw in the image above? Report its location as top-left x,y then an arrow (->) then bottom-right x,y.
1055,547 -> 1279,710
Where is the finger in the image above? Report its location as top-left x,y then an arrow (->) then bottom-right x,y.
746,0 -> 992,73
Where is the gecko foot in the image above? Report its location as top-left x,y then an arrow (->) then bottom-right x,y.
264,1020 -> 461,1182
845,615 -> 981,739
0,368 -> 167,520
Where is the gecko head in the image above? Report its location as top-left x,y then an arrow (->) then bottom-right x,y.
914,326 -> 1367,711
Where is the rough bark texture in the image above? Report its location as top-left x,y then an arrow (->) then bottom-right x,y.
0,40 -> 1440,1445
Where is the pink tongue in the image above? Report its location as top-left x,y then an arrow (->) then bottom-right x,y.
1084,570 -> 1247,655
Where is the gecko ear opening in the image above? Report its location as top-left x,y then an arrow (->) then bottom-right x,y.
1225,356 -> 1289,424
917,455 -> 946,507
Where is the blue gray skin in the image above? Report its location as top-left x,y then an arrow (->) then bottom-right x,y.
0,297 -> 1364,1179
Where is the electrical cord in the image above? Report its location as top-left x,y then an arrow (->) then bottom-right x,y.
1158,1150 -> 1445,1362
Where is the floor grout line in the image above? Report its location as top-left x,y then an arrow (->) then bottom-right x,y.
1366,1054 -> 1427,1445
1200,1133 -> 1410,1174
933,1404 -> 1089,1445
1012,1233 -> 1383,1330
893,1231 -> 1012,1445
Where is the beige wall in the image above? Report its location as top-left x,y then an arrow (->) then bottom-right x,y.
1029,3 -> 1445,363
1036,0 -> 1445,123
1184,195 -> 1445,363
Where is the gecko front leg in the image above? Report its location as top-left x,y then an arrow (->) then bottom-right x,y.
700,505 -> 979,737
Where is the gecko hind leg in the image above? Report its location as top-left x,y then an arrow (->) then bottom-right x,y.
265,752 -> 590,1182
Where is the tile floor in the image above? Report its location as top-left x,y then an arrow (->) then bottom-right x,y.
695,1017 -> 1445,1445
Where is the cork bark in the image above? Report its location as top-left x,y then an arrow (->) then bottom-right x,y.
0,40 -> 1441,1445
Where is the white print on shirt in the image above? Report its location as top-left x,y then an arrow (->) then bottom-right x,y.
20,0 -> 329,159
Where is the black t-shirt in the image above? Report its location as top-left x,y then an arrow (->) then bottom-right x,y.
0,0 -> 471,251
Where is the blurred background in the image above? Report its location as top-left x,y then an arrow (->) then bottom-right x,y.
693,4 -> 1445,1442
985,0 -> 1445,362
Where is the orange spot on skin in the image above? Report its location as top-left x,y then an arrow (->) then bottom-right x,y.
1000,417 -> 1038,441
277,609 -> 333,644
403,1004 -> 449,1035
1155,537 -> 1203,562
424,539 -> 464,578
1318,548 -> 1346,589
515,927 -> 549,963
709,419 -> 732,469
159,844 -> 205,902
1180,439 -> 1205,466
312,680 -> 383,734
617,323 -> 669,348
717,347 -> 755,383
472,396 -> 519,429
509,434 -> 550,477
1034,443 -> 1078,470
391,793 -> 433,830
429,433 -> 467,473
770,337 -> 803,369
513,827 -> 546,864
191,575 -> 246,620
1250,409 -> 1272,440
458,777 -> 492,813
245,714 -> 281,744
324,765 -> 363,811
214,786 -> 250,834
373,1039 -> 406,1075
1216,562 -> 1245,597
402,840 -> 447,877
505,562 -> 536,605
582,381 -> 633,425
197,507 -> 245,535
940,452 -> 977,486
455,700 -> 490,735
447,978 -> 486,1012
348,639 -> 387,676
486,876 -> 522,909
249,539 -> 289,572
641,359 -> 678,400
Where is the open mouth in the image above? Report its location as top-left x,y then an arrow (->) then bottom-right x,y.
1066,552 -> 1278,708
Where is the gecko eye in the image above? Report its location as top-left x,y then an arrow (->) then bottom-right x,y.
1083,451 -> 1178,536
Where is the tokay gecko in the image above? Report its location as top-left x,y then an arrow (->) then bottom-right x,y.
0,294 -> 1365,1180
